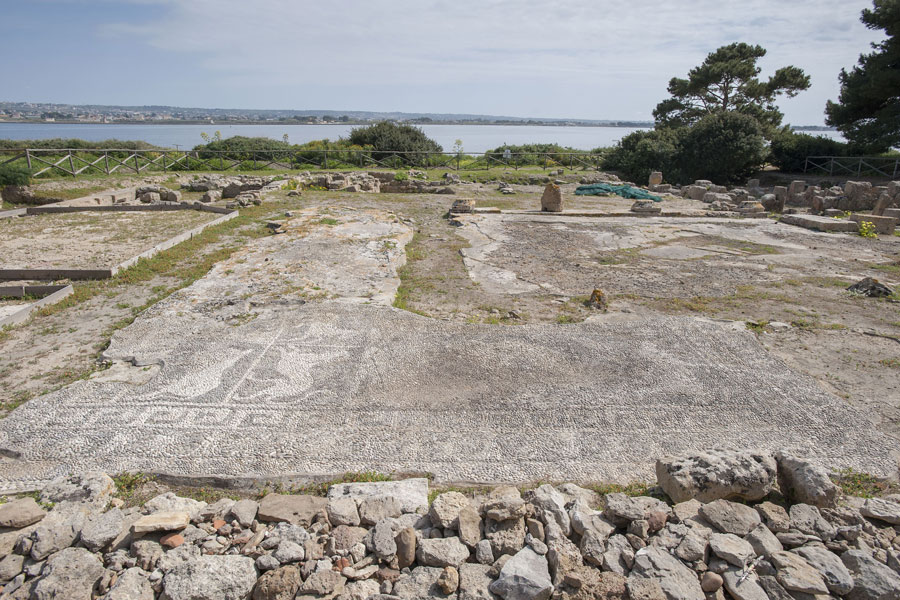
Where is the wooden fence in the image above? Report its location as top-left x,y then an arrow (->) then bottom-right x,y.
0,148 -> 605,177
804,156 -> 900,178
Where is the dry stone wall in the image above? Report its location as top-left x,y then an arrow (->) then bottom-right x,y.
1,450 -> 899,599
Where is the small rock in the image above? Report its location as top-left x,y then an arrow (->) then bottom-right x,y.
230,500 -> 259,528
359,496 -> 402,526
160,532 -> 185,548
429,492 -> 470,529
789,503 -> 836,540
0,498 -> 46,528
273,540 -> 305,564
437,566 -> 459,594
80,507 -> 125,552
251,565 -> 301,600
395,527 -> 416,569
754,502 -> 790,533
698,499 -> 761,536
769,550 -> 829,595
489,546 -> 553,600
709,533 -> 755,567
745,523 -> 782,557
416,536 -> 469,568
475,539 -> 494,565
327,497 -> 361,527
132,511 -> 190,534
700,571 -> 723,593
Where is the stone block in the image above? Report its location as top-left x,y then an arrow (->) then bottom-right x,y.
849,213 -> 898,234
780,214 -> 858,233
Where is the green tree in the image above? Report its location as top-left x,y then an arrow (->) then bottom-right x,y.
347,122 -> 442,164
603,112 -> 767,184
674,111 -> 768,183
653,43 -> 810,134
825,0 -> 900,152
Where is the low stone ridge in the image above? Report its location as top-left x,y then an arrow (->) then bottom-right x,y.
1,455 -> 899,599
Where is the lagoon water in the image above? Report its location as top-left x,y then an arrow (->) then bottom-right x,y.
0,122 -> 843,153
0,123 -> 650,152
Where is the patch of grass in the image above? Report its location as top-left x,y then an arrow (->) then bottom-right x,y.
746,320 -> 769,334
393,232 -> 430,316
318,217 -> 340,226
831,468 -> 898,498
870,262 -> 900,275
555,315 -> 581,324
879,357 -> 900,369
587,481 -> 663,501
113,472 -> 154,502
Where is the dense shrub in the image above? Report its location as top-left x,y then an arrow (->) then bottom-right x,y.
348,122 -> 442,162
0,138 -> 157,152
769,130 -> 848,172
0,163 -> 31,186
603,111 -> 768,184
602,129 -> 680,184
193,136 -> 293,160
675,111 -> 768,184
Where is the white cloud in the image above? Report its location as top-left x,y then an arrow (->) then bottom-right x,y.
92,0 -> 886,121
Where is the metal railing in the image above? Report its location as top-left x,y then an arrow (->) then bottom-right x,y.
0,148 -> 606,178
804,156 -> 900,178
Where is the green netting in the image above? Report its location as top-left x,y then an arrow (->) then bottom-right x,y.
575,183 -> 663,202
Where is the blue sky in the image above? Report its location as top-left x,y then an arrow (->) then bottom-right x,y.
0,0 -> 885,125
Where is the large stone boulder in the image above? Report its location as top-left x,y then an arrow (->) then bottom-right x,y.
40,471 -> 115,508
841,549 -> 900,600
163,555 -> 258,600
859,497 -> 900,525
793,545 -> 854,596
31,547 -> 105,600
489,546 -> 554,600
602,494 -> 670,527
698,499 -> 761,536
656,449 -> 777,502
81,507 -> 125,551
774,452 -> 839,507
630,546 -> 704,600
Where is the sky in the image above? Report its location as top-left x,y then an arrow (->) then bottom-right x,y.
0,0 -> 886,125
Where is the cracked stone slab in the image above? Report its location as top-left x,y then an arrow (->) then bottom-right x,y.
0,209 -> 896,492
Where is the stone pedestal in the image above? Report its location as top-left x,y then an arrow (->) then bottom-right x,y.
541,183 -> 563,212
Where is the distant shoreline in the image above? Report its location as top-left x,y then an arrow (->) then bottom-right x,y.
0,120 -> 838,131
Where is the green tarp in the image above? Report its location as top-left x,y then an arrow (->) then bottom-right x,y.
575,183 -> 663,202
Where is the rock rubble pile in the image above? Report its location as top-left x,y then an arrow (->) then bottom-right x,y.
1,449 -> 899,600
